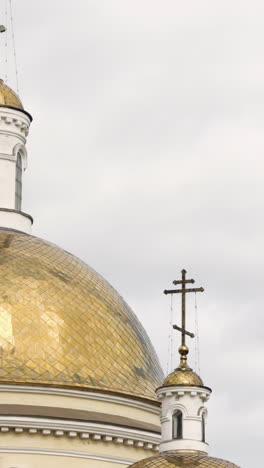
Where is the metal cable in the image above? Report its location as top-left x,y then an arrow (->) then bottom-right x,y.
194,292 -> 200,375
194,293 -> 197,372
4,0 -> 7,82
166,294 -> 174,374
9,0 -> 19,93
170,294 -> 173,371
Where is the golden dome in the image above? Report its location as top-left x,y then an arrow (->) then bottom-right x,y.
0,229 -> 164,400
162,368 -> 204,387
0,79 -> 23,110
161,345 -> 204,388
128,451 -> 240,468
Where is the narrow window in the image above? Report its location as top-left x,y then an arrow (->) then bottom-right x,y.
202,413 -> 205,442
15,152 -> 22,210
172,410 -> 183,439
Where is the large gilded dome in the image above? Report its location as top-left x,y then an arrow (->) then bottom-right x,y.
0,228 -> 164,400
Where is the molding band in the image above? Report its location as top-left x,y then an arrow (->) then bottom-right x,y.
0,447 -> 135,464
0,208 -> 33,223
0,105 -> 33,121
0,385 -> 159,415
0,416 -> 160,451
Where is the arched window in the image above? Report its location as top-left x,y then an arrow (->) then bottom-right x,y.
202,413 -> 206,442
172,410 -> 183,440
15,152 -> 22,210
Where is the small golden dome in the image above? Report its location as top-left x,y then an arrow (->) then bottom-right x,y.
160,345 -> 204,388
0,79 -> 23,110
128,451 -> 240,468
163,367 -> 204,387
0,229 -> 164,400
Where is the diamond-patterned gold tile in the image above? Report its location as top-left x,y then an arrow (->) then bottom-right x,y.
0,79 -> 23,110
0,229 -> 164,400
162,368 -> 204,387
129,452 -> 240,468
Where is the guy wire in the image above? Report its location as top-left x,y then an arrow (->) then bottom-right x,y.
9,0 -> 19,93
4,0 -> 7,82
194,292 -> 200,375
166,293 -> 174,374
170,293 -> 173,371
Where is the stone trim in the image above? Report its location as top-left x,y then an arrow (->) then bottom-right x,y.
0,385 -> 160,415
0,208 -> 33,224
0,105 -> 33,122
0,404 -> 160,434
0,113 -> 30,136
0,416 -> 160,452
0,447 -> 135,464
157,386 -> 211,402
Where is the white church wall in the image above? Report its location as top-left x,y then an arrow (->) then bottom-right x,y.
0,452 -> 132,468
0,430 -> 155,468
0,159 -> 16,208
0,386 -> 161,428
0,209 -> 32,233
0,386 -> 161,468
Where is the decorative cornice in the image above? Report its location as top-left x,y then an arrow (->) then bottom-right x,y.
0,117 -> 29,137
157,386 -> 211,402
0,416 -> 160,452
0,447 -> 135,464
0,105 -> 33,122
0,384 -> 160,415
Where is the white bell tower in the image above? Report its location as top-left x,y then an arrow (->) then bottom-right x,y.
0,79 -> 32,233
159,270 -> 211,454
156,345 -> 211,454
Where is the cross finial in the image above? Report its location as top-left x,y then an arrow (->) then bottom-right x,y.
164,269 -> 204,367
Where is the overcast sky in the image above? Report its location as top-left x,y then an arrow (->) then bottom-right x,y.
5,1 -> 264,467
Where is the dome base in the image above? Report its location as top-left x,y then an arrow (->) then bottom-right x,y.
0,208 -> 33,233
160,440 -> 208,454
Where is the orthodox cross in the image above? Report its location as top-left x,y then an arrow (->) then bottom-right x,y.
164,269 -> 204,347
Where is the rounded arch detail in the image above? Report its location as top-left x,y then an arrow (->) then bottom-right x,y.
168,403 -> 188,419
13,143 -> 27,170
197,406 -> 208,422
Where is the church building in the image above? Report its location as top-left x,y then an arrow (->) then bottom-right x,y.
0,28 -> 240,468
0,79 -> 164,466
